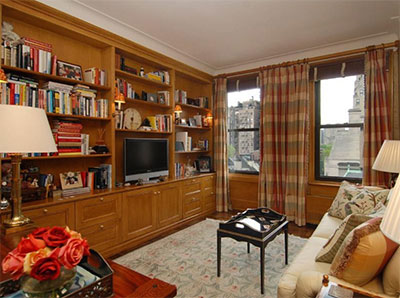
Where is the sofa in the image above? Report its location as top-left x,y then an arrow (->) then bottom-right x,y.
278,182 -> 400,298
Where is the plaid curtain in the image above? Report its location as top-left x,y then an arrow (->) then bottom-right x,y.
389,50 -> 399,140
213,78 -> 230,212
258,63 -> 309,226
363,49 -> 391,186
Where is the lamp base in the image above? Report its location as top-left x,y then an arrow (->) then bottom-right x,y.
1,222 -> 35,236
3,215 -> 32,228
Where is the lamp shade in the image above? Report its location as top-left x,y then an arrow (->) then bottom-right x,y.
0,105 -> 57,153
372,140 -> 400,173
380,179 -> 400,244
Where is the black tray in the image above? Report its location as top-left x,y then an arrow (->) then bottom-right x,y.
0,249 -> 113,298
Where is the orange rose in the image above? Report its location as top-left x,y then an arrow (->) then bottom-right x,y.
23,247 -> 51,274
17,235 -> 46,254
2,249 -> 25,280
66,227 -> 82,239
58,238 -> 89,269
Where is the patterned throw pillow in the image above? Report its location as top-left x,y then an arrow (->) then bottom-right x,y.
315,213 -> 371,263
328,181 -> 389,219
330,217 -> 399,286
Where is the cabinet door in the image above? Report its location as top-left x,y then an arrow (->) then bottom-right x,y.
182,179 -> 202,218
157,184 -> 182,228
75,193 -> 121,229
202,176 -> 216,212
23,203 -> 75,229
122,188 -> 157,241
79,218 -> 119,253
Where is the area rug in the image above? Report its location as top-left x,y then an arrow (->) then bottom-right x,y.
114,218 -> 307,297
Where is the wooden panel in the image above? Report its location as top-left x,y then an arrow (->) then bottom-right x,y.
157,184 -> 182,227
306,195 -> 333,224
122,188 -> 157,241
229,174 -> 258,211
182,181 -> 202,218
75,193 -> 121,228
79,218 -> 119,252
23,203 -> 75,229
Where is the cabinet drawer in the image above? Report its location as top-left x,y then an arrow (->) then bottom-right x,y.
184,178 -> 201,186
183,192 -> 202,218
76,193 -> 120,228
24,203 -> 75,229
182,182 -> 201,196
202,176 -> 215,188
79,219 -> 118,252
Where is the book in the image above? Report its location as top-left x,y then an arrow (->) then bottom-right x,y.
176,131 -> 189,151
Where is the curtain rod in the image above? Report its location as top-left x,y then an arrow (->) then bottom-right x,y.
217,40 -> 399,78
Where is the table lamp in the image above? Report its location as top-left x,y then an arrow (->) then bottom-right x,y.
0,105 -> 57,229
372,139 -> 400,244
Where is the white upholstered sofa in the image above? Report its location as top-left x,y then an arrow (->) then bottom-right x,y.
277,212 -> 400,298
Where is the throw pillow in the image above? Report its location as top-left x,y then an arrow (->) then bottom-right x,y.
330,217 -> 399,286
328,181 -> 389,219
315,213 -> 372,263
383,247 -> 400,296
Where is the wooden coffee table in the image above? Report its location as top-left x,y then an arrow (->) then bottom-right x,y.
217,208 -> 289,294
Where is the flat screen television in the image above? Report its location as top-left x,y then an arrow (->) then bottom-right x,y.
124,138 -> 169,183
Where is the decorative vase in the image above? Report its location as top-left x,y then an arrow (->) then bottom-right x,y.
20,267 -> 76,298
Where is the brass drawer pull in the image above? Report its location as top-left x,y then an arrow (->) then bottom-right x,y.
211,192 -> 214,195
43,209 -> 48,213
99,197 -> 104,201
100,225 -> 104,229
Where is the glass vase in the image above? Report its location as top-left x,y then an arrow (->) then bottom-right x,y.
20,267 -> 76,298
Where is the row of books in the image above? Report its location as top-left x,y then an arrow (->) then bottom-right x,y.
2,37 -> 54,74
147,114 -> 173,132
0,76 -> 109,117
174,89 -> 187,104
52,120 -> 90,156
116,78 -> 135,98
187,96 -> 209,108
145,70 -> 170,84
175,163 -> 187,178
176,131 -> 192,152
83,67 -> 106,86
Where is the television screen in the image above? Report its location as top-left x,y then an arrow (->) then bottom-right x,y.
124,138 -> 169,182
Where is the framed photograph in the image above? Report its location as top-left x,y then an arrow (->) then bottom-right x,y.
188,118 -> 196,127
196,156 -> 211,173
57,60 -> 82,81
180,118 -> 187,125
147,93 -> 157,103
158,93 -> 166,104
60,171 -> 83,190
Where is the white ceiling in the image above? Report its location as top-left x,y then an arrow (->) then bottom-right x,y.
39,0 -> 400,75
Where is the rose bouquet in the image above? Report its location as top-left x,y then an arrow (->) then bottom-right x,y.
2,226 -> 89,286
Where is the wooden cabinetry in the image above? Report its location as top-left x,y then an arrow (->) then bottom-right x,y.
182,178 -> 202,218
156,183 -> 182,228
122,188 -> 157,241
23,202 -> 75,229
202,175 -> 216,212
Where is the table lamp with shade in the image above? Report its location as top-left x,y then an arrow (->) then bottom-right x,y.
0,105 -> 57,230
372,139 -> 400,244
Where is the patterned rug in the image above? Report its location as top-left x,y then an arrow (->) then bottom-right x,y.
114,219 -> 307,297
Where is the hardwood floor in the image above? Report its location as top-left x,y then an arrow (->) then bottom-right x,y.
111,210 -> 316,259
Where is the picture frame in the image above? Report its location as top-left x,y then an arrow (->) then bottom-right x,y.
188,118 -> 196,127
59,171 -> 83,190
57,60 -> 82,81
196,156 -> 211,173
158,93 -> 166,104
180,118 -> 187,125
147,93 -> 158,103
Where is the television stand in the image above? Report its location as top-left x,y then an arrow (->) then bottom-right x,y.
136,178 -> 159,185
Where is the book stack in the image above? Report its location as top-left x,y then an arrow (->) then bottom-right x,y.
43,81 -> 74,114
2,37 -> 53,74
116,78 -> 135,98
86,164 -> 112,190
116,54 -> 137,75
174,89 -> 187,104
84,68 -> 106,86
71,85 -> 108,117
52,120 -> 84,156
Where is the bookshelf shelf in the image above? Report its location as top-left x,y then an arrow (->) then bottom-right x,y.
115,69 -> 172,88
1,65 -> 110,91
1,154 -> 112,161
180,103 -> 211,113
46,113 -> 111,121
175,150 -> 209,154
115,128 -> 173,135
175,125 -> 211,131
125,97 -> 171,109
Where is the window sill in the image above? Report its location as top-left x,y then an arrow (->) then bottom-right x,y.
308,180 -> 341,187
229,173 -> 259,182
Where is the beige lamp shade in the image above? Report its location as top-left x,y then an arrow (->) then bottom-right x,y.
372,140 -> 400,173
380,179 -> 400,244
0,105 -> 57,153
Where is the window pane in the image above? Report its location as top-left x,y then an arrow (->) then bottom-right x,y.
319,127 -> 363,179
320,75 -> 364,125
228,88 -> 260,173
228,131 -> 260,173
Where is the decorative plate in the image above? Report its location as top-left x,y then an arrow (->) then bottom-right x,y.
124,108 -> 141,130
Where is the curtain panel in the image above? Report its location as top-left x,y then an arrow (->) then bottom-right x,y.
258,63 -> 309,226
363,49 -> 391,186
213,77 -> 230,212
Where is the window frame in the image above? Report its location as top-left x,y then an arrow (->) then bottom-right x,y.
314,80 -> 363,183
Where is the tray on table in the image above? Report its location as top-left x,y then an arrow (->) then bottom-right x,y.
0,249 -> 113,298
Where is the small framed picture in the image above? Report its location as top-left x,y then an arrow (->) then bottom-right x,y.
196,156 -> 211,173
181,118 -> 187,125
57,60 -> 82,81
188,118 -> 196,127
147,93 -> 158,103
158,93 -> 166,104
59,171 -> 83,190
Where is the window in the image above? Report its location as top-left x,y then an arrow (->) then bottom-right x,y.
315,75 -> 365,181
228,88 -> 260,174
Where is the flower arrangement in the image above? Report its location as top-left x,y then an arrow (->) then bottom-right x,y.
2,226 -> 89,281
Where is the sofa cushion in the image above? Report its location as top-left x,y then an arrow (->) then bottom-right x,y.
328,181 -> 389,219
311,212 -> 342,239
315,213 -> 371,263
383,247 -> 400,296
330,217 -> 399,286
